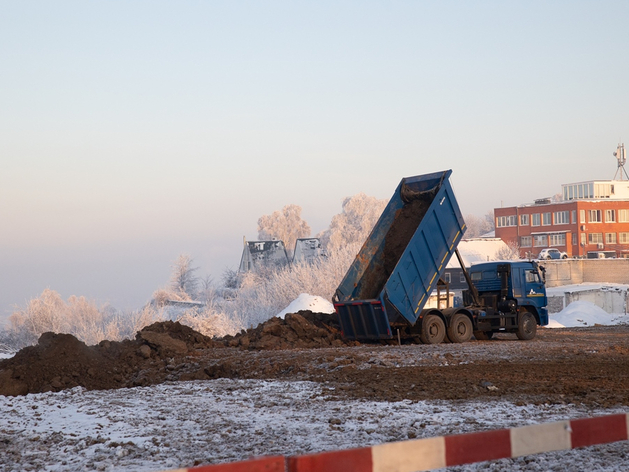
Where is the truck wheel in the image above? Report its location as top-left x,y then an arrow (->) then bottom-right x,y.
447,313 -> 472,343
420,315 -> 446,344
473,330 -> 493,341
516,311 -> 537,340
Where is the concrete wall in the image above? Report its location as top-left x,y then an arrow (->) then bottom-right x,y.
547,287 -> 629,314
540,259 -> 629,287
541,259 -> 629,314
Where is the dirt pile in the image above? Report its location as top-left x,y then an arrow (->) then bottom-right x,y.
0,313 -> 347,396
224,311 -> 349,349
0,321 -> 218,396
2,322 -> 629,408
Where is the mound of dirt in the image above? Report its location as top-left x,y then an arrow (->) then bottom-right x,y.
0,313 -> 348,396
0,320 -> 221,396
224,311 -> 350,350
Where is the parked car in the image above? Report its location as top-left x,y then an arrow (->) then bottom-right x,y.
537,248 -> 568,260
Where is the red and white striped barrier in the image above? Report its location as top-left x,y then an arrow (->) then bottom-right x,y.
160,413 -> 629,472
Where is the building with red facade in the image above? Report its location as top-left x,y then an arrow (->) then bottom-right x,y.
494,179 -> 629,259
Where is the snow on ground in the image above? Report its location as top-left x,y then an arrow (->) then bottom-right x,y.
1,379 -> 627,472
2,291 -> 629,470
547,300 -> 629,329
276,293 -> 334,319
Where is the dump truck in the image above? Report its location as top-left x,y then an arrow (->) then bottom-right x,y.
333,170 -> 548,343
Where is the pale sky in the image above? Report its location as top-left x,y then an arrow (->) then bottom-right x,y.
1,1 -> 628,324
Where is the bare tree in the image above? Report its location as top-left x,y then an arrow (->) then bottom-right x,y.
318,193 -> 388,252
257,204 -> 311,257
169,254 -> 199,300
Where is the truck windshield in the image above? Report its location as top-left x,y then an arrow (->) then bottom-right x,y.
525,270 -> 541,283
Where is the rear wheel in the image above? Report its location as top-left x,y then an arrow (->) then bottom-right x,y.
516,310 -> 537,340
447,313 -> 473,343
474,330 -> 494,341
420,314 -> 446,344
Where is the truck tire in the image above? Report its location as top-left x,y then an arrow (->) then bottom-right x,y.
473,330 -> 493,341
516,311 -> 537,340
420,315 -> 446,344
447,313 -> 472,343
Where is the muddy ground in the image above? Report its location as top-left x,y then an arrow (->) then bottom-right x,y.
1,312 -> 628,409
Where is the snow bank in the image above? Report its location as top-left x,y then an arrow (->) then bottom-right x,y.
547,300 -> 629,328
276,293 -> 334,319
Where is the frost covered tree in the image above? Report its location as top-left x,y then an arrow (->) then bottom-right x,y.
464,211 -> 495,238
318,193 -> 388,252
257,204 -> 311,257
5,289 -> 123,348
168,254 -> 199,300
496,240 -> 521,260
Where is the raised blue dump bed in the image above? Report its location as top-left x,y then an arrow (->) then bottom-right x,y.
334,170 -> 466,340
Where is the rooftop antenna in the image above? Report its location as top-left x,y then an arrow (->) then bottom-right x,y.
613,142 -> 629,180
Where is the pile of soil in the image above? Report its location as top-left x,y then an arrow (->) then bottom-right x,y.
223,311 -> 349,350
0,312 -> 347,396
3,315 -> 629,409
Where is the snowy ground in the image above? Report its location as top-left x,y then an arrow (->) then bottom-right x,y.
2,295 -> 629,471
1,379 -> 628,472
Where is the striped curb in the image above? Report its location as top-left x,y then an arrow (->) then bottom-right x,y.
159,412 -> 629,472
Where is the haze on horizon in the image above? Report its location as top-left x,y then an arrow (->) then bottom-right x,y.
2,1 -> 628,325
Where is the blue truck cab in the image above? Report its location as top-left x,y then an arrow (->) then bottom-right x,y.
462,260 -> 549,341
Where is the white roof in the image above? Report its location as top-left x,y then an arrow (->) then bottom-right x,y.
446,238 -> 510,268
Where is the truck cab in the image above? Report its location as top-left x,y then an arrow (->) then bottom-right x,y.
464,260 -> 549,339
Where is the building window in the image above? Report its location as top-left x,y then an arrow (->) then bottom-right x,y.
542,213 -> 551,226
533,235 -> 548,247
588,233 -> 603,244
581,233 -> 587,245
606,233 -> 617,244
565,183 -> 595,200
460,272 -> 466,283
580,210 -> 586,224
619,210 -> 629,223
571,210 -> 577,224
588,210 -> 602,223
519,214 -> 529,226
444,272 -> 451,283
554,211 -> 569,225
606,209 -> 616,223
531,213 -> 540,226
549,234 -> 566,246
572,233 -> 577,245
595,183 -> 612,198
620,232 -> 629,243
496,215 -> 517,227
520,236 -> 532,247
